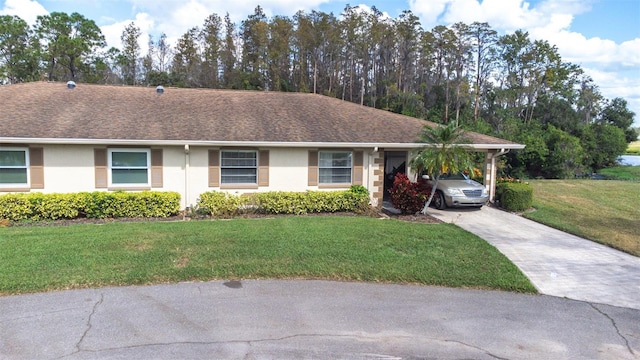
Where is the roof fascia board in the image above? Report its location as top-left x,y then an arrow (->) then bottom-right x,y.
0,138 -> 525,150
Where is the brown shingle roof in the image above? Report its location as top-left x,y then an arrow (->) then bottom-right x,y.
0,82 -> 519,147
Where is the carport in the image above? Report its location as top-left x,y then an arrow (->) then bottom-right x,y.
377,143 -> 525,205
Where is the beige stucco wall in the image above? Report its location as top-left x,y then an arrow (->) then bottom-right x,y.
185,147 -> 372,207
41,145 -> 96,193
34,145 -> 186,198
2,145 -> 381,210
268,148 -> 313,192
159,146 -> 186,205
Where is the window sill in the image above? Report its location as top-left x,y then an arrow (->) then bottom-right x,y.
107,186 -> 151,191
318,183 -> 352,189
220,184 -> 259,190
0,187 -> 30,192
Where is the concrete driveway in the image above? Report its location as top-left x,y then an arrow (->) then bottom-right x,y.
1,280 -> 639,359
428,206 -> 640,310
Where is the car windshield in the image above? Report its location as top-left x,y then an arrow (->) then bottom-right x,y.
440,172 -> 470,180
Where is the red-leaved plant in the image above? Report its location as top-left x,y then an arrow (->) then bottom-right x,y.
388,173 -> 432,214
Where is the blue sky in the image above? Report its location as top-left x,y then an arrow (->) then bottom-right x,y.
2,0 -> 639,125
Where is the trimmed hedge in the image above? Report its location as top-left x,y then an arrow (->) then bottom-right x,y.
196,186 -> 370,216
496,183 -> 533,212
0,191 -> 180,221
195,191 -> 251,217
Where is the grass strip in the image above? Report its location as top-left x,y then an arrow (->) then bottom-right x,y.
0,216 -> 535,295
526,180 -> 640,256
598,165 -> 640,181
625,141 -> 640,155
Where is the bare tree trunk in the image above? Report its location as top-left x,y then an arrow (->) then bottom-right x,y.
444,74 -> 450,123
421,177 -> 440,214
69,56 -> 76,81
474,49 -> 481,121
349,56 -> 354,102
313,61 -> 317,94
48,57 -> 55,81
455,82 -> 461,127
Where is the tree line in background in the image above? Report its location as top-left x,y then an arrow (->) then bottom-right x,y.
1,6 -> 636,179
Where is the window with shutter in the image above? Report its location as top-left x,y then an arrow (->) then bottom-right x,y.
258,150 -> 269,186
151,149 -> 163,188
94,148 -> 108,188
319,151 -> 352,184
308,151 -> 318,186
29,148 -> 44,189
208,149 -> 220,187
0,147 -> 30,189
220,150 -> 257,184
107,148 -> 151,187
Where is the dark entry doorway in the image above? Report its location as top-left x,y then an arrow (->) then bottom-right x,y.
383,151 -> 407,200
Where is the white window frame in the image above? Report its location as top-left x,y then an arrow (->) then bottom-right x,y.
319,151 -> 352,185
0,147 -> 30,188
220,150 -> 258,185
108,148 -> 151,187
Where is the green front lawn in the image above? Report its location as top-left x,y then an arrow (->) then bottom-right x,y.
0,216 -> 535,295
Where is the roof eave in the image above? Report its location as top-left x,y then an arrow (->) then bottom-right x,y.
0,138 -> 525,150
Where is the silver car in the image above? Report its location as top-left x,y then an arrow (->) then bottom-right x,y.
425,172 -> 489,209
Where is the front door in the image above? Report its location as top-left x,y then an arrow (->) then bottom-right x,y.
383,151 -> 407,200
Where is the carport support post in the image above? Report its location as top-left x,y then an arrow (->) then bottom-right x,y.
484,149 -> 510,203
485,150 -> 498,203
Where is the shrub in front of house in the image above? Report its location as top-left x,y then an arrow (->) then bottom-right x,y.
254,189 -> 368,214
0,193 -> 35,221
196,186 -> 370,216
82,191 -> 181,219
27,192 -> 86,220
388,173 -> 432,214
195,191 -> 252,217
0,191 -> 180,222
496,182 -> 533,212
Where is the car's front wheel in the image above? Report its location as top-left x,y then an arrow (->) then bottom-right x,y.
432,191 -> 447,210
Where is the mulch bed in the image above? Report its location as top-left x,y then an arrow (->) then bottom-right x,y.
6,215 -> 185,227
386,213 -> 443,224
5,208 -> 442,227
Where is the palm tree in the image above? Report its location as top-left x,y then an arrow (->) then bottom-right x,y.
410,123 -> 475,214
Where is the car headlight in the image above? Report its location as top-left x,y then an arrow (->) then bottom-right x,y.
446,188 -> 464,196
482,188 -> 488,196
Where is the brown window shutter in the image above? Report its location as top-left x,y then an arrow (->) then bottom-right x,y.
308,151 -> 318,186
151,149 -> 163,188
353,151 -> 363,185
208,149 -> 220,187
29,147 -> 44,189
94,148 -> 107,188
258,150 -> 269,186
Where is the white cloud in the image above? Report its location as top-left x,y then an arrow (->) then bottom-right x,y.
585,66 -> 640,119
408,0 -> 448,27
618,38 -> 640,66
112,0 -> 332,51
536,0 -> 591,17
337,3 -> 393,21
410,0 -> 549,32
0,0 -> 47,24
154,0 -> 209,40
126,0 -> 331,27
100,12 -> 154,52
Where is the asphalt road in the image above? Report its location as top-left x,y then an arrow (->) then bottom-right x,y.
1,280 -> 638,359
